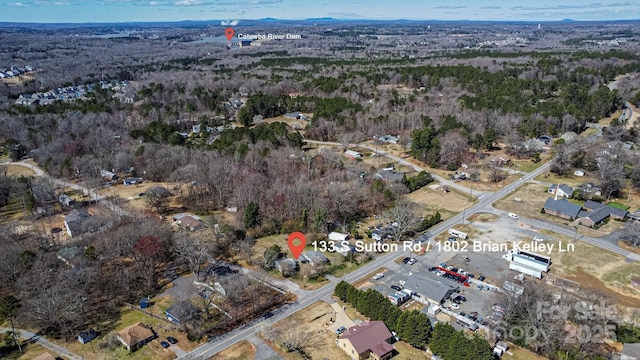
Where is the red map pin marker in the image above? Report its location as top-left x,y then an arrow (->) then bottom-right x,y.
224,28 -> 235,41
287,232 -> 306,259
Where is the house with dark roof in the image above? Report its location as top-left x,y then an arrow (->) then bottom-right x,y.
378,135 -> 400,144
275,258 -> 297,276
374,169 -> 406,183
542,198 -> 582,220
64,208 -> 94,237
578,200 -> 628,227
337,321 -> 395,360
165,301 -> 200,324
301,251 -> 329,267
116,322 -> 156,351
403,273 -> 459,305
78,329 -> 97,344
175,215 -> 206,231
579,207 -> 611,227
577,182 -> 602,199
548,184 -> 574,198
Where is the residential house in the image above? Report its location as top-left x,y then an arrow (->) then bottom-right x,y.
374,169 -> 406,183
542,198 -> 582,220
78,329 -> 97,344
336,243 -> 357,257
64,208 -> 94,237
33,353 -> 56,360
100,169 -> 118,180
301,251 -> 329,267
337,321 -> 395,360
621,343 -> 640,360
344,150 -> 363,160
371,230 -> 382,241
145,186 -> 171,198
577,183 -> 602,199
548,184 -> 574,198
165,301 -> 200,324
492,155 -> 512,166
58,194 -> 75,207
574,169 -> 585,177
284,111 -> 307,120
116,322 -> 156,351
175,215 -> 206,231
378,135 -> 399,144
275,258 -> 297,276
560,131 -> 578,143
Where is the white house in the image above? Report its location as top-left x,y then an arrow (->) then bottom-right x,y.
344,150 -> 363,160
548,184 -> 573,198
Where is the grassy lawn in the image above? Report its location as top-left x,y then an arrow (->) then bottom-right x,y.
209,340 -> 255,360
0,343 -> 61,360
394,341 -> 428,359
533,172 -> 590,188
513,160 -> 545,173
509,345 -> 549,360
5,164 -> 36,177
608,202 -> 630,210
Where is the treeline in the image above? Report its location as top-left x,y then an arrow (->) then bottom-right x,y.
334,281 -> 494,358
210,122 -> 303,154
429,322 -> 494,360
334,281 -> 431,349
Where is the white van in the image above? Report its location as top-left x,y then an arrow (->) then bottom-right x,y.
508,213 -> 519,220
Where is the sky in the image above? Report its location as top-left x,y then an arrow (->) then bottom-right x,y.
2,0 -> 640,23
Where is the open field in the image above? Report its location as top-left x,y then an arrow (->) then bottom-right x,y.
5,164 -> 36,177
209,340 -> 255,360
509,345 -> 550,360
261,115 -> 310,130
265,300 -> 350,360
403,183 -> 472,221
552,236 -> 640,307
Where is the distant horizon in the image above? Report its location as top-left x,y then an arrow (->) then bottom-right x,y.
2,0 -> 640,24
2,17 -> 640,26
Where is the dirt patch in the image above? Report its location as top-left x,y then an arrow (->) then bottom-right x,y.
618,240 -> 640,255
403,184 -> 470,221
352,267 -> 388,289
266,300 -> 350,360
262,115 -> 310,131
560,267 -> 640,308
467,213 -> 499,222
5,164 -> 36,177
209,340 -> 256,360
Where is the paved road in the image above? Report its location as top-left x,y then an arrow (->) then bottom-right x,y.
179,125 -> 638,358
0,327 -> 83,360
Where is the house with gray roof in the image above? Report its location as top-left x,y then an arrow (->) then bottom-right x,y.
542,198 -> 581,220
275,258 -> 297,276
64,208 -> 94,237
548,184 -> 574,198
301,251 -> 329,267
374,169 -> 406,183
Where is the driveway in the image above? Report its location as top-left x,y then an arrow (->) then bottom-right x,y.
328,301 -> 356,334
0,327 -> 82,360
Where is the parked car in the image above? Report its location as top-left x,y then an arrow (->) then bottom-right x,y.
462,255 -> 470,262
478,275 -> 486,281
533,236 -> 544,242
407,258 -> 417,265
398,280 -> 406,286
160,341 -> 170,348
508,213 -> 519,220
372,273 -> 384,280
335,326 -> 347,335
447,237 -> 457,242
167,337 -> 178,344
476,284 -> 484,291
450,302 -> 460,310
454,295 -> 467,302
487,286 -> 497,292
391,285 -> 402,291
263,311 -> 275,319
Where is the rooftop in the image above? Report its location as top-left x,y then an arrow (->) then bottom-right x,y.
403,273 -> 458,304
543,198 -> 582,218
340,321 -> 394,356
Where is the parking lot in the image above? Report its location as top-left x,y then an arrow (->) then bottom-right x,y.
359,214 -> 552,330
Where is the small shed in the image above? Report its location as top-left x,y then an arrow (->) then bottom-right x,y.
78,329 -> 97,344
139,297 -> 151,309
